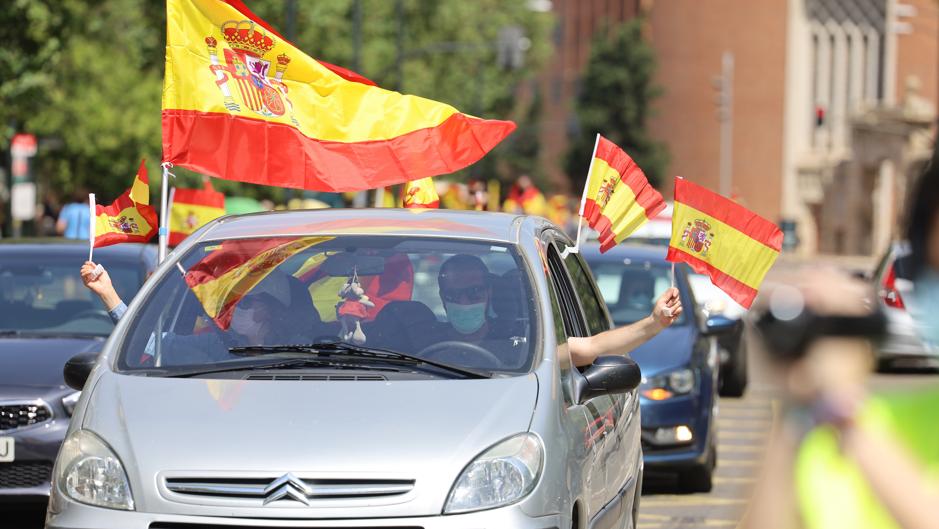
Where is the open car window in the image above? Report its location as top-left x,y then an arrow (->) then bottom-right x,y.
116,236 -> 537,376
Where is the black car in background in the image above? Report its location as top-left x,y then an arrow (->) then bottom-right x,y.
0,241 -> 156,503
582,244 -> 734,492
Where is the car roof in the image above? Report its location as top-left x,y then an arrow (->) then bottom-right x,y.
198,209 -> 533,243
0,239 -> 156,260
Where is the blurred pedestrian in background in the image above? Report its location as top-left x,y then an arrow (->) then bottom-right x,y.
503,174 -> 547,216
56,187 -> 90,240
742,163 -> 939,529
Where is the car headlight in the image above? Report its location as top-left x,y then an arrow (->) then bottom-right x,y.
444,433 -> 543,514
641,368 -> 696,400
62,392 -> 81,416
55,430 -> 134,510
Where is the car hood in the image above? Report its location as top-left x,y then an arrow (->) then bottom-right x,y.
628,324 -> 697,376
0,336 -> 102,393
81,372 -> 539,518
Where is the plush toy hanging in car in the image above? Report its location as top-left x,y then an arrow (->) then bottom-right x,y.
336,268 -> 374,344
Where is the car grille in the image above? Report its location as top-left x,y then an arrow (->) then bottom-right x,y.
0,402 -> 52,432
0,462 -> 53,489
244,374 -> 386,381
151,525 -> 423,529
164,475 -> 415,503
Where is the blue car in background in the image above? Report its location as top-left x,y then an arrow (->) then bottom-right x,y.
582,244 -> 734,492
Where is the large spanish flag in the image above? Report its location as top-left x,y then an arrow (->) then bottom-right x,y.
666,177 -> 783,308
185,236 -> 332,329
581,135 -> 666,253
162,0 -> 516,192
169,181 -> 226,246
93,160 -> 158,248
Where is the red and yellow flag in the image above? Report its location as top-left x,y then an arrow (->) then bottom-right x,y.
402,178 -> 440,209
581,135 -> 666,253
93,160 -> 158,248
169,181 -> 226,246
666,177 -> 783,308
185,236 -> 332,329
162,0 -> 515,192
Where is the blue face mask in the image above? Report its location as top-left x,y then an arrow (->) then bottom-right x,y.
445,301 -> 487,334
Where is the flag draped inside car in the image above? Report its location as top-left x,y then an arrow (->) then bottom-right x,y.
92,160 -> 158,248
666,177 -> 783,308
161,0 -> 516,192
184,236 -> 333,329
580,134 -> 666,253
169,181 -> 226,246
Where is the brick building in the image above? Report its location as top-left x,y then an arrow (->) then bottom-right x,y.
535,0 -> 938,256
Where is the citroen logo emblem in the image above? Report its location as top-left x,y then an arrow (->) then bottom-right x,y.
263,473 -> 313,506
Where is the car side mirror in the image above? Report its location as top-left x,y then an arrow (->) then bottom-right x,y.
577,355 -> 642,404
703,315 -> 738,336
64,352 -> 100,391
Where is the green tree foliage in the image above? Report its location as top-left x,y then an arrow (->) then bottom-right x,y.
1,0 -> 552,207
565,19 -> 668,191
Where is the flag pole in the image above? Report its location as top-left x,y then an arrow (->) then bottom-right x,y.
88,193 -> 96,263
159,162 -> 172,263
562,133 -> 600,259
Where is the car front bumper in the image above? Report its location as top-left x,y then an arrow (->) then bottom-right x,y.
0,417 -> 67,502
638,392 -> 715,470
46,498 -> 565,529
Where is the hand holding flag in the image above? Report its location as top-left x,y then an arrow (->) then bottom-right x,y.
666,177 -> 783,308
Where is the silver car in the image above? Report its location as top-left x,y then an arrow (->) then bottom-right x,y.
46,209 -> 643,529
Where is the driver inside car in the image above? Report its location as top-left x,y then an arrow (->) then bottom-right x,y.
435,254 -> 682,367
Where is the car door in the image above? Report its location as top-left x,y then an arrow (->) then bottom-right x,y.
542,233 -> 627,522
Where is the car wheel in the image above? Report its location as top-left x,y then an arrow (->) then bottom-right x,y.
679,445 -> 715,493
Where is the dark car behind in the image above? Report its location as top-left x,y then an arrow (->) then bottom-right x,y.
0,241 -> 156,503
582,243 -> 727,492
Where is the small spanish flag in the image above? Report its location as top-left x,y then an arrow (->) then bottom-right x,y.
162,0 -> 515,192
185,236 -> 333,329
581,135 -> 666,253
93,160 -> 158,248
169,181 -> 226,246
402,178 -> 440,209
666,177 -> 783,308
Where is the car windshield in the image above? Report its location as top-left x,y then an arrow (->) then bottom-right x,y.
0,254 -> 142,337
586,259 -> 686,326
116,236 -> 537,376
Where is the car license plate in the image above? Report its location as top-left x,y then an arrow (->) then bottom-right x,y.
0,437 -> 13,462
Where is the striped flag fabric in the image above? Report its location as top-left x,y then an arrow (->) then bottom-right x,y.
581,135 -> 666,253
666,177 -> 783,308
402,178 -> 440,208
169,181 -> 226,246
93,160 -> 158,248
161,0 -> 515,192
184,236 -> 332,329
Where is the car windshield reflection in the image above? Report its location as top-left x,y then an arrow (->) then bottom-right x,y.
117,236 -> 537,376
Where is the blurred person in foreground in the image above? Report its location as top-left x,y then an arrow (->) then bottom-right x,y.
741,274 -> 939,527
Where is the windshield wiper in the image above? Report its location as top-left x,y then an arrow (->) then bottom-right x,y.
151,357 -> 406,379
228,341 -> 491,379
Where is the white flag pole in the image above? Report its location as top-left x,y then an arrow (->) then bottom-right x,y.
87,193 -> 96,263
158,162 -> 173,263
562,133 -> 601,259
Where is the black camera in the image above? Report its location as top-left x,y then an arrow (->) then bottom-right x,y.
751,290 -> 887,362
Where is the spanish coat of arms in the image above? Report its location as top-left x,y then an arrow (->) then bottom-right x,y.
596,174 -> 619,209
204,21 -> 298,124
109,216 -> 140,235
680,219 -> 714,256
